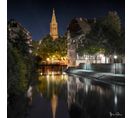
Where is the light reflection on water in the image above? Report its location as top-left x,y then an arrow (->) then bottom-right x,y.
29,72 -> 124,118
67,75 -> 125,118
36,73 -> 68,118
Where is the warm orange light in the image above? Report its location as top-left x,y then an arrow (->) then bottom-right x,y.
47,58 -> 50,61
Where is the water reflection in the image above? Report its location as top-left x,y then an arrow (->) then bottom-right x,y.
27,85 -> 33,105
67,75 -> 125,118
51,94 -> 58,118
28,71 -> 124,118
36,73 -> 68,118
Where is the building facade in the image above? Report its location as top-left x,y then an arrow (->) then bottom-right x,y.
8,19 -> 33,53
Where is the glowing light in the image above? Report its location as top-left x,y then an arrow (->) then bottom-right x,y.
99,54 -> 103,57
52,71 -> 54,75
61,74 -> 64,79
85,85 -> 88,93
85,57 -> 88,60
46,74 -> 49,78
52,72 -> 55,81
47,58 -> 50,61
114,94 -> 118,105
114,55 -> 117,59
51,94 -> 58,118
61,73 -> 68,81
62,72 -> 66,75
99,53 -> 105,63
40,72 -> 43,76
64,75 -> 68,80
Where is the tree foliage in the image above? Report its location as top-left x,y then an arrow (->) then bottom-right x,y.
32,35 -> 67,61
76,11 -> 124,56
7,20 -> 40,118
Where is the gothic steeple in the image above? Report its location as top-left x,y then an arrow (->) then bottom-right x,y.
51,9 -> 57,23
50,8 -> 58,40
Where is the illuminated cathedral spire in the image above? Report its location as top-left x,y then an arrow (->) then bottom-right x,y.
50,8 -> 59,40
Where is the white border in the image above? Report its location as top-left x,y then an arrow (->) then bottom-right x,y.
125,0 -> 133,118
0,0 -> 7,117
0,0 -> 132,118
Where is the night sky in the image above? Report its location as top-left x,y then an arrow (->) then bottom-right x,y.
8,0 -> 125,40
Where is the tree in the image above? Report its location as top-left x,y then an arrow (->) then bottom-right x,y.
7,20 -> 40,118
102,11 -> 121,34
7,41 -> 28,118
32,35 -> 67,61
75,11 -> 124,63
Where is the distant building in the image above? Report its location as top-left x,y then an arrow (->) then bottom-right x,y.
8,19 -> 33,53
50,9 -> 59,40
76,53 -> 110,66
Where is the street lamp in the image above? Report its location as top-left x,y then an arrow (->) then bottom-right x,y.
114,55 -> 117,74
114,55 -> 117,60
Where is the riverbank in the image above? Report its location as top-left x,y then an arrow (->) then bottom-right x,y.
65,67 -> 125,86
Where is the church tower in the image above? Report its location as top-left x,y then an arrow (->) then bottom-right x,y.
50,9 -> 59,40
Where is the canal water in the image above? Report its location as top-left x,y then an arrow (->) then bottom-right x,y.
26,71 -> 125,118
